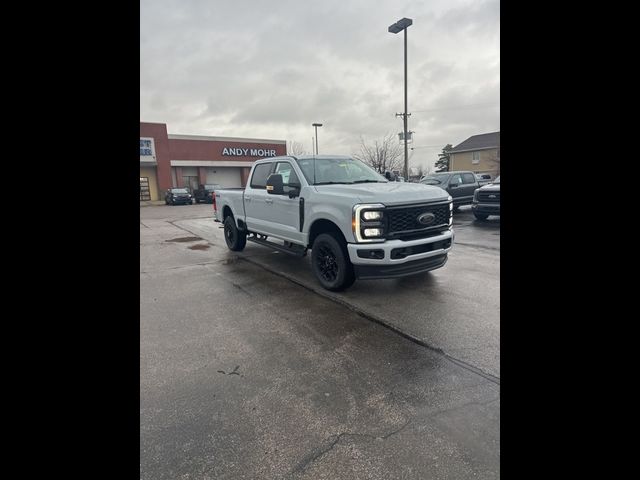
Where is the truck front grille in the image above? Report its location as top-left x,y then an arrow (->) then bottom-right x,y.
478,191 -> 500,203
386,202 -> 450,240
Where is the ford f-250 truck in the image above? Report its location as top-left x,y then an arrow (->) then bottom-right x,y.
214,155 -> 454,291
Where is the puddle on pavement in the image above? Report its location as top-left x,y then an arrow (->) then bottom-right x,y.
188,244 -> 210,250
165,236 -> 202,243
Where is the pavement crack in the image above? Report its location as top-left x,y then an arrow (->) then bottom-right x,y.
288,420 -> 411,477
230,282 -> 253,296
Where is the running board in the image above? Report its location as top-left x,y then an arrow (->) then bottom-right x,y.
247,236 -> 307,257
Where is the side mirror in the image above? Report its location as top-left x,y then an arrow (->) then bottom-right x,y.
449,181 -> 459,188
288,183 -> 301,198
266,174 -> 284,195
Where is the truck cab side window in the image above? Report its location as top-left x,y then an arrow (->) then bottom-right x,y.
275,162 -> 301,194
250,163 -> 273,189
450,174 -> 462,185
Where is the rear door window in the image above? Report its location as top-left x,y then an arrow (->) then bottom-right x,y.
462,173 -> 477,184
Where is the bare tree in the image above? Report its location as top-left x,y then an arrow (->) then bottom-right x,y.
353,133 -> 403,174
287,141 -> 307,156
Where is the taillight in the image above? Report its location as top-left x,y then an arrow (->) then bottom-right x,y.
212,192 -> 217,212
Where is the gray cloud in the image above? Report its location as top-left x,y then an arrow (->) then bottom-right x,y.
141,0 -> 499,169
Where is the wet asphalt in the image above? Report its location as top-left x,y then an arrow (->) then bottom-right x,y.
140,203 -> 500,479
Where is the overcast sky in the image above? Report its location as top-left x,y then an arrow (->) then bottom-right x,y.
141,0 -> 499,171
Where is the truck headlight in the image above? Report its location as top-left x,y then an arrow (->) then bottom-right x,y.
473,190 -> 479,201
363,228 -> 383,237
353,204 -> 385,243
362,211 -> 382,221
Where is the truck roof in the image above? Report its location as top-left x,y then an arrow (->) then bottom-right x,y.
254,154 -> 353,164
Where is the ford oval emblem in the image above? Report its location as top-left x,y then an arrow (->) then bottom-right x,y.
417,212 -> 436,225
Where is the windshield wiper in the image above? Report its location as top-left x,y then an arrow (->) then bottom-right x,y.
314,181 -> 354,185
353,179 -> 382,183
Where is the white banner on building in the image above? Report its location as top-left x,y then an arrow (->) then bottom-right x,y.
140,137 -> 156,162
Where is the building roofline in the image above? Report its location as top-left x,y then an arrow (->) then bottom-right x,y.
449,146 -> 499,154
167,134 -> 286,144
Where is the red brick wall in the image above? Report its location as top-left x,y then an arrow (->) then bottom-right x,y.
140,123 -> 172,193
141,122 -> 289,192
169,139 -> 286,162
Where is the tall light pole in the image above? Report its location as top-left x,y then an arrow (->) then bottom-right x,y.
388,17 -> 413,180
312,123 -> 322,155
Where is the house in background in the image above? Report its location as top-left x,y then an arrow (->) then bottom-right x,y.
448,131 -> 500,178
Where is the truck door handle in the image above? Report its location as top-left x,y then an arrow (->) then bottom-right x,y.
265,198 -> 273,204
245,196 -> 251,202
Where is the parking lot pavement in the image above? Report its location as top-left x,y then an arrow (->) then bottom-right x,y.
169,205 -> 500,379
140,206 -> 500,479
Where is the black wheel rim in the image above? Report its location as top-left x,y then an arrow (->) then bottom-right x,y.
316,244 -> 338,282
225,222 -> 235,245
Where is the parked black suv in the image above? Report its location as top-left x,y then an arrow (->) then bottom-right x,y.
472,176 -> 500,220
165,188 -> 193,205
193,184 -> 219,204
420,171 -> 480,209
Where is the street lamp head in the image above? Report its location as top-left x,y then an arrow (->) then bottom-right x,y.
388,17 -> 413,34
312,123 -> 323,127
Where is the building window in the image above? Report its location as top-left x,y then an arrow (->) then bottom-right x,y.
472,151 -> 480,164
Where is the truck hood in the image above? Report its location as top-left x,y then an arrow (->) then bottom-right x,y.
478,183 -> 500,192
314,182 -> 449,206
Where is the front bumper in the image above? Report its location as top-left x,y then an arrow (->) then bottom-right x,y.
347,229 -> 454,278
472,202 -> 500,215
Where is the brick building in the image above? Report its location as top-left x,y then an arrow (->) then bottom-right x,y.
140,122 -> 287,201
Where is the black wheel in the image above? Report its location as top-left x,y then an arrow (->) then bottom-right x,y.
223,216 -> 246,251
311,233 -> 355,291
474,213 -> 489,221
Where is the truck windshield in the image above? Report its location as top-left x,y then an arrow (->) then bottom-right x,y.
294,157 -> 386,185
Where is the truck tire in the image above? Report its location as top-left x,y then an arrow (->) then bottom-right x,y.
474,213 -> 489,221
224,216 -> 246,251
311,233 -> 355,291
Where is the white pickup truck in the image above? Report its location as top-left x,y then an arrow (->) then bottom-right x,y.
214,155 -> 454,291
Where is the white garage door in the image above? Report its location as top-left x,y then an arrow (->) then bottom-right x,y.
206,168 -> 241,188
